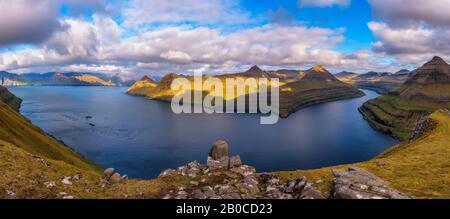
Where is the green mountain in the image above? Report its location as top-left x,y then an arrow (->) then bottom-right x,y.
127,65 -> 364,118
359,56 -> 450,139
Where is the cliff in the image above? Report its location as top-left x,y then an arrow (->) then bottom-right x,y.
359,56 -> 450,139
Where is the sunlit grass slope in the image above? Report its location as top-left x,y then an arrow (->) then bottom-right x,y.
0,102 -> 101,172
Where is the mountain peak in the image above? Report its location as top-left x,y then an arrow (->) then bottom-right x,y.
246,65 -> 263,73
424,56 -> 448,67
312,65 -> 327,73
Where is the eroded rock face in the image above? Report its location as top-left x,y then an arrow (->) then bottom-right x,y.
332,167 -> 410,199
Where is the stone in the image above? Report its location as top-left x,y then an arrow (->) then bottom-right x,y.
44,181 -> 56,188
190,181 -> 199,186
159,169 -> 176,178
193,189 -> 207,199
229,155 -> 242,168
109,173 -> 123,183
300,184 -> 326,199
102,168 -> 115,180
121,175 -> 129,181
332,167 -> 411,199
207,156 -> 229,171
209,140 -> 229,160
61,176 -> 72,185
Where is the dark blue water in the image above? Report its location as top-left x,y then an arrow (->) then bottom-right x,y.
9,86 -> 399,179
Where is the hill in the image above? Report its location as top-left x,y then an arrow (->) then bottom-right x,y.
127,65 -> 364,118
0,97 -> 100,172
0,85 -> 22,111
359,56 -> 450,139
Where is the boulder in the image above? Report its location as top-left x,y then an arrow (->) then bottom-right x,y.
229,155 -> 242,169
109,173 -> 123,184
102,168 -> 115,180
332,167 -> 411,199
209,140 -> 229,160
207,156 -> 229,171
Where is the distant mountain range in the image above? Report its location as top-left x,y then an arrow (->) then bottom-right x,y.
127,65 -> 364,118
335,69 -> 411,94
0,71 -> 135,87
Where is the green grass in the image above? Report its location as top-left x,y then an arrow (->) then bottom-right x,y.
0,102 -> 101,172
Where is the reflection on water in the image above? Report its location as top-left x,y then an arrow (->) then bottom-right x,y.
10,86 -> 399,178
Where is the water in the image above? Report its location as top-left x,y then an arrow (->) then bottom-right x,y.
9,86 -> 399,179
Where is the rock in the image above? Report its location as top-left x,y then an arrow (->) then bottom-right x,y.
332,167 -> 411,199
193,189 -> 207,199
63,195 -> 74,199
109,173 -> 123,184
121,175 -> 129,181
61,176 -> 72,185
102,168 -> 115,180
229,155 -> 242,169
209,140 -> 229,160
6,190 -> 15,197
190,181 -> 199,186
207,156 -> 229,171
300,184 -> 326,199
44,181 -> 56,188
158,168 -> 176,178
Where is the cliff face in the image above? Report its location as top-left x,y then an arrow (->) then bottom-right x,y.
0,85 -> 22,111
126,65 -> 364,118
359,56 -> 450,139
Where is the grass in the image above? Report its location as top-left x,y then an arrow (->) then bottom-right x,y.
275,110 -> 450,198
0,102 -> 101,172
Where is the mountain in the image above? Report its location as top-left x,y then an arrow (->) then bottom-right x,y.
127,65 -> 364,118
359,56 -> 450,139
0,71 -> 28,86
277,66 -> 364,117
337,70 -> 409,94
0,85 -> 22,111
126,76 -> 159,97
0,71 -> 136,87
395,69 -> 411,75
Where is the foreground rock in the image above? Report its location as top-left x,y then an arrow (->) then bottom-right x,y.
100,168 -> 128,186
332,167 -> 411,199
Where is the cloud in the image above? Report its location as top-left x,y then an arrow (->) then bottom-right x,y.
123,0 -> 249,27
298,0 -> 351,8
0,14 -> 354,76
367,0 -> 450,63
369,0 -> 450,27
0,0 -> 62,46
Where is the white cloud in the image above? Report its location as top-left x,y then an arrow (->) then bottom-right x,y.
299,0 -> 351,8
367,0 -> 450,63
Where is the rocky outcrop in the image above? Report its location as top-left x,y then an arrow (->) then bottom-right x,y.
100,168 -> 128,186
157,140 -> 408,199
332,167 -> 410,199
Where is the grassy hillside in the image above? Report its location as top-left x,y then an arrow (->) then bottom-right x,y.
275,110 -> 450,198
0,102 -> 100,172
0,86 -> 22,111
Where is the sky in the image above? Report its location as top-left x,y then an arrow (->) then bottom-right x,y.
0,0 -> 449,79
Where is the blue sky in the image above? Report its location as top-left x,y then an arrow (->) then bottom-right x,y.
0,0 -> 449,77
